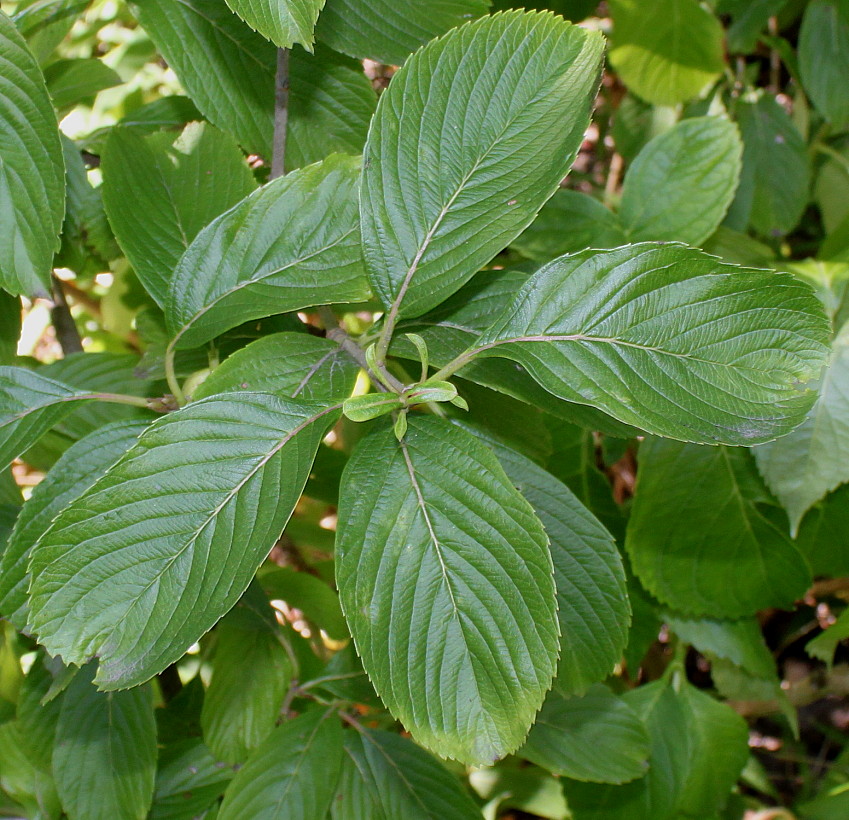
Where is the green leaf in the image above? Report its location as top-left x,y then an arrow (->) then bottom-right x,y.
0,366 -> 90,471
201,589 -> 292,764
43,57 -> 121,115
0,290 -> 20,365
102,122 -> 257,307
53,665 -> 157,820
475,243 -> 829,445
807,607 -> 849,668
393,269 -> 639,437
0,719 -> 61,818
131,2 -> 374,164
794,484 -> 849,577
260,566 -> 348,640
486,438 -> 630,697
719,0 -> 790,54
522,684 -> 650,784
361,10 -> 604,319
16,654 -> 63,773
316,0 -> 490,66
28,394 -> 339,689
510,189 -> 628,262
217,708 -> 343,820
336,416 -> 557,765
608,0 -> 725,106
619,117 -> 743,246
167,154 -> 370,350
799,0 -> 849,128
0,420 -> 145,630
0,9 -> 65,297
225,0 -> 325,49
626,438 -> 811,617
728,96 -> 810,237
332,728 -> 482,820
194,332 -> 359,402
754,322 -> 849,535
343,392 -> 403,421
150,739 -> 234,820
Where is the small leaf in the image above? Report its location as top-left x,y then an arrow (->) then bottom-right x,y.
167,154 -> 370,349
343,393 -> 403,422
316,0 -> 490,66
626,438 -> 811,617
361,10 -> 604,318
807,607 -> 849,668
609,0 -> 726,105
619,116 -> 743,246
0,366 -> 89,471
102,122 -> 257,307
799,0 -> 849,128
404,381 -> 458,406
43,57 -> 121,115
28,394 -> 339,689
217,709 -> 343,820
0,420 -> 145,630
201,588 -> 292,764
753,322 -> 849,534
521,684 -> 650,784
332,728 -> 482,820
53,664 -> 157,820
193,332 -> 359,403
0,10 -> 65,297
336,416 -> 557,765
225,0 -> 325,50
475,244 -> 830,445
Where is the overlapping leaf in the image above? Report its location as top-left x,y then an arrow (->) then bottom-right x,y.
167,154 -> 370,349
0,10 -> 65,296
626,438 -> 811,617
474,244 -> 829,445
0,420 -> 146,630
102,122 -> 257,306
218,709 -> 342,820
316,0 -> 490,66
28,394 -> 338,689
360,10 -> 604,319
336,416 -> 558,765
225,0 -> 325,49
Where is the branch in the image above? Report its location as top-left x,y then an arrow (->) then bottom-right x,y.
50,274 -> 84,355
271,48 -> 290,179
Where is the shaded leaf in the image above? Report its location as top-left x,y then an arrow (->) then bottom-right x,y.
799,0 -> 849,128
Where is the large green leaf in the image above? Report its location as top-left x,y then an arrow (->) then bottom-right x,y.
474,244 -> 829,445
393,269 -> 640,437
0,719 -> 61,818
0,420 -> 146,630
102,122 -> 257,307
510,189 -> 628,262
53,665 -> 157,820
316,0 -> 490,66
522,684 -> 649,784
728,96 -> 810,237
486,438 -> 630,697
754,322 -> 849,534
0,10 -> 65,296
332,728 -> 481,820
626,439 -> 811,617
360,10 -> 604,319
132,1 -> 373,164
0,366 -> 90,471
799,0 -> 849,128
167,154 -> 370,349
43,57 -> 121,115
619,117 -> 743,246
225,0 -> 325,49
608,0 -> 725,106
28,394 -> 338,689
201,588 -> 292,763
217,708 -> 343,820
194,332 -> 358,402
336,416 -> 558,765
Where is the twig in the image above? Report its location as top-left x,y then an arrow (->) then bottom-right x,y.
51,275 -> 83,355
317,306 -> 406,393
271,48 -> 290,179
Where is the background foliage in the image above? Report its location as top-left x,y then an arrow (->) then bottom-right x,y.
1,0 -> 849,818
